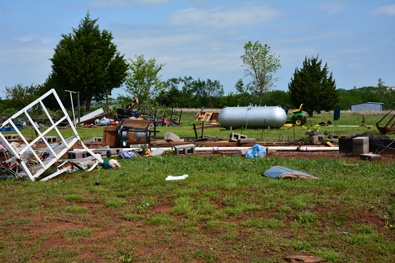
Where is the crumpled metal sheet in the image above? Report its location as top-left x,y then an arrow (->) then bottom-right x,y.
262,166 -> 319,179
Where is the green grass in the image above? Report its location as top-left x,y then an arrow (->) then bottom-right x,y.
144,213 -> 174,226
68,227 -> 93,237
105,197 -> 128,207
1,155 -> 394,261
2,218 -> 33,226
297,211 -> 317,224
241,218 -> 285,229
65,205 -> 88,213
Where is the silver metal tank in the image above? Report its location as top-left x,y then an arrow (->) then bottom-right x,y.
218,106 -> 287,129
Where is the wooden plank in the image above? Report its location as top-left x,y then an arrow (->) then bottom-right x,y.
325,141 -> 335,147
150,140 -> 193,147
194,108 -> 205,121
122,119 -> 153,128
103,126 -> 117,147
203,112 -> 213,122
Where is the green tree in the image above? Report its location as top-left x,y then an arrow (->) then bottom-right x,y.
189,78 -> 224,108
376,78 -> 393,109
337,87 -> 363,110
288,55 -> 339,117
156,79 -> 182,107
47,12 -> 128,111
241,41 -> 281,106
3,84 -> 39,109
124,54 -> 166,105
261,90 -> 291,107
234,78 -> 256,105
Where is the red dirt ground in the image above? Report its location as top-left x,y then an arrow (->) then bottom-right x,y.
4,140 -> 393,262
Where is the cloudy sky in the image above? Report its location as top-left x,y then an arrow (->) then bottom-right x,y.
0,0 -> 394,99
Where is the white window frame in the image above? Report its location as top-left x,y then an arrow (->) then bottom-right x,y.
0,89 -> 103,181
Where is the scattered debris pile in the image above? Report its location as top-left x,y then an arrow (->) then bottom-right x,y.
194,108 -> 219,123
0,89 -> 102,181
2,94 -> 393,181
338,132 -> 395,161
376,110 -> 395,134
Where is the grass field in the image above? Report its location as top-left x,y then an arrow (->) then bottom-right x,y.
0,111 -> 394,262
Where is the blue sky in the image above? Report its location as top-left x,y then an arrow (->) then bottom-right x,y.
0,0 -> 394,99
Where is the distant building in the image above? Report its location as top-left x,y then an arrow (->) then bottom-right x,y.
350,102 -> 383,112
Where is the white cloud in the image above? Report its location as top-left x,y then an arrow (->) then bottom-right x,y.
116,32 -> 204,53
15,35 -> 53,45
370,4 -> 395,15
167,2 -> 282,28
85,0 -> 171,8
318,2 -> 346,15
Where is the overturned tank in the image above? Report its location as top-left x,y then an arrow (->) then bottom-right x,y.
218,106 -> 287,129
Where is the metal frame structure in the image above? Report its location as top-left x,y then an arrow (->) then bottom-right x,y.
0,89 -> 103,181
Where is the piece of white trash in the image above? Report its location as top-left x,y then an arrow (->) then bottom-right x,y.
165,174 -> 189,181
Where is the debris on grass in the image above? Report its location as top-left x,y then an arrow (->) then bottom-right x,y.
100,160 -> 113,169
284,254 -> 328,262
246,144 -> 266,158
109,159 -> 121,167
262,166 -> 319,179
0,89 -> 103,181
360,153 -> 381,161
165,174 -> 189,181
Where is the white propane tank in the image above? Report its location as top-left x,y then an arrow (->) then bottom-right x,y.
218,106 -> 287,129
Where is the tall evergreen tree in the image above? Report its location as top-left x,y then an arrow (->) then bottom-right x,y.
288,55 -> 339,117
48,12 -> 128,111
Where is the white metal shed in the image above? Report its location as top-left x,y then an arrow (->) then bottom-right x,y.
350,102 -> 383,112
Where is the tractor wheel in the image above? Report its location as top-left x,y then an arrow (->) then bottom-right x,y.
293,116 -> 305,126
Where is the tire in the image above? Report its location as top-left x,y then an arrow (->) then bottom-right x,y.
293,116 -> 305,126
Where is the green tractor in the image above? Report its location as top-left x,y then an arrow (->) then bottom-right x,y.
285,104 -> 307,126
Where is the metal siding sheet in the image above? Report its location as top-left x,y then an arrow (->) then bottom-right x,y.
351,103 -> 382,112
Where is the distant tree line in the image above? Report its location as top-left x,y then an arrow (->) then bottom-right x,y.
134,77 -> 392,111
1,77 -> 393,118
337,79 -> 394,110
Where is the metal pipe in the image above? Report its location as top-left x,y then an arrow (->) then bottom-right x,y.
65,90 -> 77,127
298,147 -> 339,151
141,146 -> 338,152
268,147 -> 298,151
106,89 -> 109,119
195,147 -> 251,151
77,91 -> 80,126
